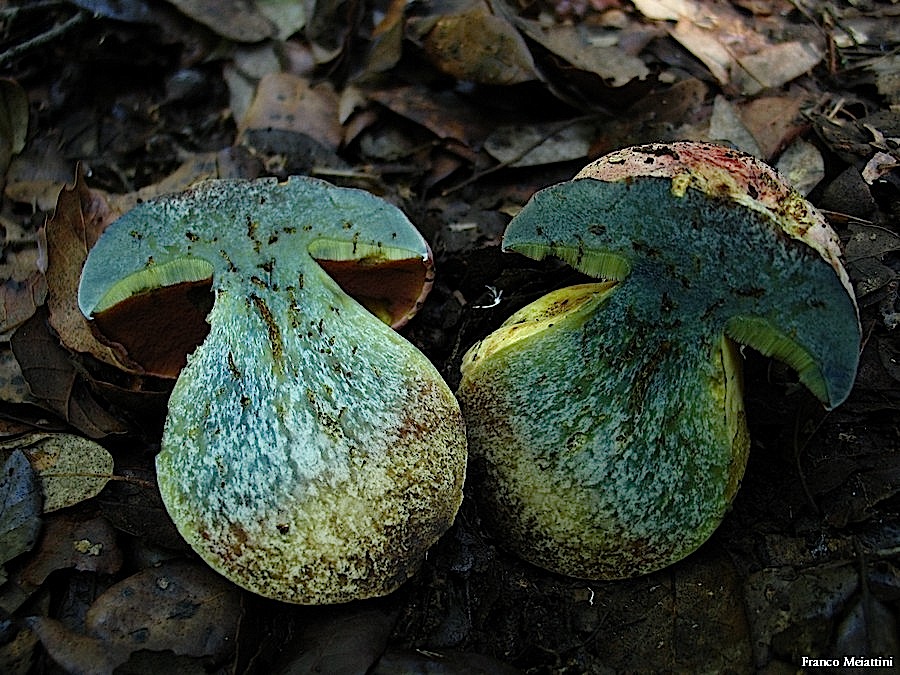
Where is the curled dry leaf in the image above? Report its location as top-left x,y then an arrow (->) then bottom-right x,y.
10,308 -> 131,438
43,172 -> 137,373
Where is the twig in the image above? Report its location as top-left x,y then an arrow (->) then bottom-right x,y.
0,1 -> 68,19
441,115 -> 598,196
0,9 -> 85,66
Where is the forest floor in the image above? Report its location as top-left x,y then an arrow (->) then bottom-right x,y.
1,0 -> 899,673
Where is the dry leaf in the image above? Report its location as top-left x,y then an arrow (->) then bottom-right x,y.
420,2 -> 538,85
27,559 -> 241,673
708,95 -> 762,157
0,274 -> 47,335
10,309 -> 130,438
636,0 -> 818,93
166,0 -> 275,42
0,347 -> 33,405
3,135 -> 72,212
669,18 -> 733,85
20,513 -> 122,588
3,433 -> 114,512
870,54 -> 900,109
844,223 -> 900,306
737,95 -> 808,160
631,0 -> 697,20
238,72 -> 343,150
279,605 -> 398,673
0,451 -> 41,579
835,595 -> 900,657
862,151 -> 900,184
25,616 -> 128,675
84,560 -> 242,661
514,20 -> 649,87
365,0 -> 406,74
745,564 -> 859,667
257,0 -> 307,41
368,86 -> 497,150
775,139 -> 824,196
732,41 -> 822,96
484,119 -> 602,167
0,78 -> 28,174
43,172 -> 138,373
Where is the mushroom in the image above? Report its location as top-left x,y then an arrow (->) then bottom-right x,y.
457,142 -> 860,580
78,176 -> 466,604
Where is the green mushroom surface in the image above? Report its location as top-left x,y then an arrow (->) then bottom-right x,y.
457,142 -> 860,580
79,176 -> 466,604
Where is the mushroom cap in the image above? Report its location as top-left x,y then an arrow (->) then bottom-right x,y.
458,142 -> 860,579
575,142 -> 854,303
79,176 -> 466,603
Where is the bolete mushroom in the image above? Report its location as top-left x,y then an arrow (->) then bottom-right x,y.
78,176 -> 466,604
457,142 -> 860,580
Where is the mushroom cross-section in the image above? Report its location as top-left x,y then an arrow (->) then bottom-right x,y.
457,142 -> 860,580
78,176 -> 467,604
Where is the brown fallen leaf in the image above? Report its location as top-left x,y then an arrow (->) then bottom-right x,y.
634,0 -> 821,94
238,72 -> 343,150
513,19 -> 649,87
737,94 -> 809,160
368,85 -> 498,150
166,0 -> 275,42
10,308 -> 130,438
0,78 -> 28,175
0,450 -> 42,579
0,274 -> 46,335
84,560 -> 242,662
415,1 -> 538,85
279,604 -> 398,673
731,41 -> 822,96
43,170 -> 140,374
365,0 -> 407,75
3,134 -> 72,212
25,616 -> 129,675
484,119 -> 604,168
20,513 -> 122,588
2,433 -> 114,512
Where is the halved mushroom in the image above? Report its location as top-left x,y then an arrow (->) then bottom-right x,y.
457,142 -> 860,580
79,176 -> 466,604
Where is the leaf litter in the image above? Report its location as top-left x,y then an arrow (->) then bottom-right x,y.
0,0 -> 898,672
